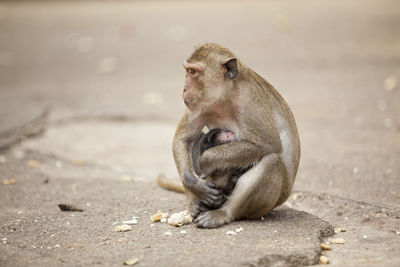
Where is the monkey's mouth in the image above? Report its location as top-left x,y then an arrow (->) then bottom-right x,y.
184,99 -> 197,107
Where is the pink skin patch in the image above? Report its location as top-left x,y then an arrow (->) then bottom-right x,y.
216,130 -> 236,144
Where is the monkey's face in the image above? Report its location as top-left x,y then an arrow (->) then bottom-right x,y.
182,58 -> 238,111
182,62 -> 205,110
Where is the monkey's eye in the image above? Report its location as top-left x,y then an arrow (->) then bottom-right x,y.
189,68 -> 196,75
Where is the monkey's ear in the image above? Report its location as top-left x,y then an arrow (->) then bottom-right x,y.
223,58 -> 238,79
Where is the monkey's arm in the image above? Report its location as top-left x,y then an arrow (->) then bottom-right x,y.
173,114 -> 225,208
172,114 -> 193,178
198,140 -> 264,176
199,122 -> 282,177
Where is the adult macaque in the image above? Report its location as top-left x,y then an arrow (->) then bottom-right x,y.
172,43 -> 300,228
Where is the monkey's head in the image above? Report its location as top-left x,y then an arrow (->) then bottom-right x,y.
182,43 -> 239,111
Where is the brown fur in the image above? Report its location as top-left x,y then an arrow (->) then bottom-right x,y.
172,43 -> 301,228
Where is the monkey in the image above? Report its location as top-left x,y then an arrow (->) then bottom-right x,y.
199,128 -> 236,154
195,128 -> 250,196
172,43 -> 300,228
157,128 -> 247,204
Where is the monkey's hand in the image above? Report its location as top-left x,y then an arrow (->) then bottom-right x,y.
199,141 -> 265,177
190,199 -> 212,218
183,170 -> 225,208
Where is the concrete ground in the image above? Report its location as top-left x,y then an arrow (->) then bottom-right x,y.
0,0 -> 399,266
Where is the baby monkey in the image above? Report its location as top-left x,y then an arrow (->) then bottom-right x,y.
197,129 -> 251,197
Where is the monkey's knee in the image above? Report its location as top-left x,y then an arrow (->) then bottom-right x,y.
225,154 -> 285,220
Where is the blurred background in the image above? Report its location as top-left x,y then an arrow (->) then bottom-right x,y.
0,0 -> 399,208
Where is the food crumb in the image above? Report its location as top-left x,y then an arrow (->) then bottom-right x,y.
167,210 -> 193,227
329,238 -> 345,244
2,178 -> 16,185
235,226 -> 243,233
320,243 -> 332,250
123,257 -> 140,266
319,255 -> 330,264
27,160 -> 40,168
115,225 -> 132,232
226,231 -> 237,236
151,211 -> 168,222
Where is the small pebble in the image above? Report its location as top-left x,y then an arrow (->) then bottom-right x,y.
1,238 -> 7,244
0,155 -> 6,163
115,225 -> 132,232
55,244 -> 60,248
160,218 -> 167,223
180,230 -> 187,235
58,204 -> 83,212
164,231 -> 172,236
319,255 -> 330,264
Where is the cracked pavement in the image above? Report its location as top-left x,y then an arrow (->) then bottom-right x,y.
1,0 -> 400,266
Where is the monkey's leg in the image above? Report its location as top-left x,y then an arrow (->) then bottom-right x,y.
195,154 -> 286,228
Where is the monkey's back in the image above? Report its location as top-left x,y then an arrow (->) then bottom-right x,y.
238,66 -> 301,203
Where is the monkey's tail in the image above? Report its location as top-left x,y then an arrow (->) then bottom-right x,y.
156,174 -> 185,194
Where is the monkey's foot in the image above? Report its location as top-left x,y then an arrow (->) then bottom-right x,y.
194,209 -> 228,228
